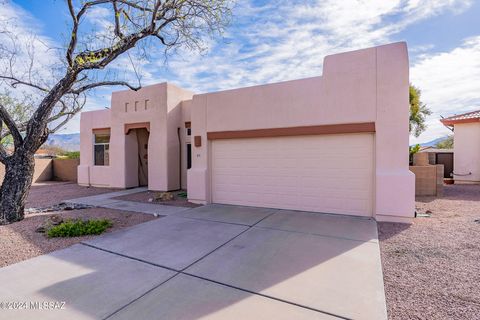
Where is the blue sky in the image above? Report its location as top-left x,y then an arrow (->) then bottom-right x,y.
3,0 -> 480,144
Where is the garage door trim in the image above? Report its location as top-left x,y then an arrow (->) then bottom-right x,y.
207,122 -> 375,140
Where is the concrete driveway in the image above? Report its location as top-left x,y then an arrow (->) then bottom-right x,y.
0,205 -> 387,320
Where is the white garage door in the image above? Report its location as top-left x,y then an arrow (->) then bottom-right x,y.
211,133 -> 374,217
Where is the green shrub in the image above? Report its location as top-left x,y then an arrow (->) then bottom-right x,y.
47,219 -> 112,238
177,191 -> 187,198
61,151 -> 80,159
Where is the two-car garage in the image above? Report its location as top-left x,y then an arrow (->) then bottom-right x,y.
211,132 -> 374,217
187,43 -> 414,223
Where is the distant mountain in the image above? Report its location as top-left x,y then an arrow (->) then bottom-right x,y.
45,133 -> 80,151
418,136 -> 450,147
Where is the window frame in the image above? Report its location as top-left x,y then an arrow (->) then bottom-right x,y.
93,131 -> 111,166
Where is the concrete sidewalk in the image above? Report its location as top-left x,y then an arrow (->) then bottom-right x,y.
66,187 -> 189,216
0,205 -> 387,320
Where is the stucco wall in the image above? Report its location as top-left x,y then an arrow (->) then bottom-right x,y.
410,165 -> 444,196
78,109 -> 112,187
188,42 -> 414,223
0,158 -> 53,184
166,83 -> 195,191
53,159 -> 79,182
453,123 -> 480,183
413,152 -> 430,166
78,83 -> 194,190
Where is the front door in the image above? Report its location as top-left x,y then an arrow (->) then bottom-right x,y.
136,128 -> 149,186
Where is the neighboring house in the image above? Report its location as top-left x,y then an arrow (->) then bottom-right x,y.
78,42 -> 414,223
441,110 -> 480,183
414,148 -> 454,178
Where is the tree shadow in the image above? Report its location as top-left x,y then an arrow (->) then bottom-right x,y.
0,209 -> 393,320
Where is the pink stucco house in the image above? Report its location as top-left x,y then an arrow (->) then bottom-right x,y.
78,42 -> 415,223
441,110 -> 480,183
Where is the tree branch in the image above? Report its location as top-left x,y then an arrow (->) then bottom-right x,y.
0,121 -> 27,140
0,75 -> 49,92
48,113 -> 75,134
0,103 -> 23,147
11,0 -> 231,153
66,0 -> 79,67
112,1 -> 124,39
69,81 -> 141,94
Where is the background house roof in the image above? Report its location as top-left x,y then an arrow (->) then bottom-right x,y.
441,109 -> 480,126
419,147 -> 453,153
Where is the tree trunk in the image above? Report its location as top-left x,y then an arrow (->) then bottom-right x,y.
0,151 -> 35,224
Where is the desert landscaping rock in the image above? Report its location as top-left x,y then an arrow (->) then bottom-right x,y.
114,190 -> 201,208
26,202 -> 93,215
379,184 -> 480,320
35,214 -> 64,233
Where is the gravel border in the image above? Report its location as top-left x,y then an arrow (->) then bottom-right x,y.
379,184 -> 480,320
1,183 -> 156,268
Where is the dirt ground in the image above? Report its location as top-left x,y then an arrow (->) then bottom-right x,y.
114,190 -> 201,208
25,182 -> 117,208
379,184 -> 480,320
1,183 -> 156,268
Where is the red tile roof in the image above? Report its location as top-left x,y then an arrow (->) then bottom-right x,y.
441,109 -> 480,126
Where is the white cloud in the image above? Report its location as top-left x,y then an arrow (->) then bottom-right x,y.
410,36 -> 480,144
0,2 -> 62,90
0,0 -> 476,138
162,0 -> 472,93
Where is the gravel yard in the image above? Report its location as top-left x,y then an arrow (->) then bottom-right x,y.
25,182 -> 117,208
379,184 -> 480,320
3,182 -> 480,319
1,183 -> 156,268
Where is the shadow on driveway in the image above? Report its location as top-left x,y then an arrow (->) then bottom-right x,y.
0,205 -> 394,320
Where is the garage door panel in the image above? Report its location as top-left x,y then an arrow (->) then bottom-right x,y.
211,134 -> 374,217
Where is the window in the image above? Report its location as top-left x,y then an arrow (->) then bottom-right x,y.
94,131 -> 110,166
187,143 -> 192,169
186,128 -> 192,136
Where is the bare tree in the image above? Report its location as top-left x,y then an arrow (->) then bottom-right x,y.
0,0 -> 232,224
